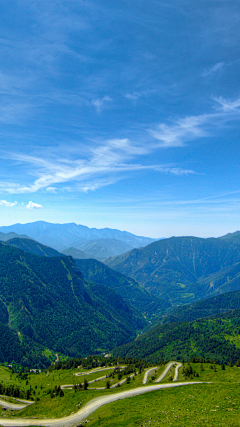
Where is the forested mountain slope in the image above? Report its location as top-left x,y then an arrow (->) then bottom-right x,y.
219,230 -> 240,244
75,258 -> 170,320
160,289 -> 240,324
3,238 -> 165,322
112,308 -> 240,364
0,243 -> 144,366
105,236 -> 240,305
0,322 -> 50,368
5,237 -> 61,257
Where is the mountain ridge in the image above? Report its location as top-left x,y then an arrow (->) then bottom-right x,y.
105,234 -> 240,306
0,221 -> 157,253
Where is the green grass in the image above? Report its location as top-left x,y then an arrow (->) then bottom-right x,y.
0,365 -> 118,397
1,363 -> 240,426
87,383 -> 240,427
85,363 -> 240,426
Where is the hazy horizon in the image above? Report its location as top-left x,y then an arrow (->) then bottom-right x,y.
0,219 -> 238,240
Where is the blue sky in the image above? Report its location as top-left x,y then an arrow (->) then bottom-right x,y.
0,0 -> 240,238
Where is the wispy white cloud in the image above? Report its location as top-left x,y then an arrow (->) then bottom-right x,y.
125,89 -> 157,101
0,101 -> 35,125
155,167 -> 197,176
91,96 -> 112,112
0,135 -> 195,194
26,201 -> 42,210
0,200 -> 17,207
213,96 -> 240,112
0,96 -> 239,195
148,115 -> 207,148
46,187 -> 57,193
149,95 -> 240,148
125,92 -> 141,100
201,62 -> 224,77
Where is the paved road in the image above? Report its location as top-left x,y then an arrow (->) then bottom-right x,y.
142,367 -> 158,385
173,363 -> 182,382
0,382 -> 205,427
65,373 -> 136,390
155,361 -> 176,383
74,366 -> 125,377
62,367 -> 127,390
0,396 -> 34,411
61,374 -> 109,390
110,372 -> 135,388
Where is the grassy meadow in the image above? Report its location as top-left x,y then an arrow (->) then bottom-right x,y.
0,362 -> 239,426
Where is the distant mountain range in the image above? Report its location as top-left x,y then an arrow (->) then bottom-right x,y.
0,221 -> 157,259
62,238 -> 134,261
0,231 -> 31,242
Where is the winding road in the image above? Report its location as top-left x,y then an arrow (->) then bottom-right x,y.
0,362 -> 203,427
155,361 -> 177,382
62,366 -> 127,390
0,382 -> 205,427
173,363 -> 182,381
74,366 -> 125,377
0,397 -> 34,411
142,367 -> 158,385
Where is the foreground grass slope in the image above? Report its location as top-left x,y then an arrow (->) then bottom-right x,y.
0,361 -> 239,427
88,381 -> 240,427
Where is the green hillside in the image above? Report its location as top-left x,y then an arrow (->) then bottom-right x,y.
219,230 -> 240,244
5,237 -> 61,257
0,243 -> 144,367
0,322 -> 51,368
161,289 -> 240,324
75,258 -> 170,320
112,308 -> 240,364
105,236 -> 240,305
0,359 -> 240,427
4,239 -> 165,321
193,262 -> 240,297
